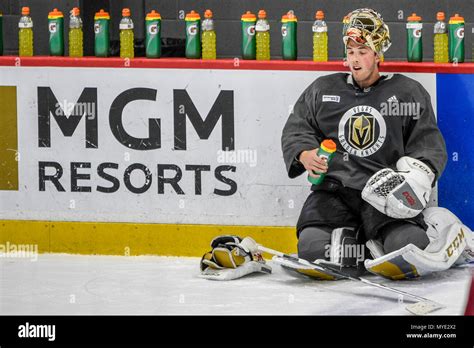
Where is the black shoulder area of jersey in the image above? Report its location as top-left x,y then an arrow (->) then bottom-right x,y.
307,72 -> 348,91
387,73 -> 429,96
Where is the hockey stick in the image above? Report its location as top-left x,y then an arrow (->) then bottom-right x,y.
240,237 -> 445,315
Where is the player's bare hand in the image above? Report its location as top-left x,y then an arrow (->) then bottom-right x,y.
299,149 -> 328,175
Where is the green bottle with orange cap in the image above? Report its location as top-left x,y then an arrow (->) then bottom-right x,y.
48,8 -> 64,56
241,11 -> 256,60
307,139 -> 337,185
406,13 -> 422,62
281,10 -> 297,60
449,13 -> 464,63
146,10 -> 161,58
94,9 -> 110,57
185,10 -> 201,59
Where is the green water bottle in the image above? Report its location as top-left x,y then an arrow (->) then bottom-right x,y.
281,10 -> 297,60
48,8 -> 64,56
307,139 -> 337,185
0,12 -> 3,56
406,13 -> 423,62
241,11 -> 256,60
94,9 -> 110,57
146,10 -> 161,58
449,13 -> 464,63
185,10 -> 201,59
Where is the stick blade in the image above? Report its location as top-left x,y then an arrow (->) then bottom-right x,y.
405,301 -> 445,315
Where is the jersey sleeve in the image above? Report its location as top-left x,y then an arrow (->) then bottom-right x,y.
403,82 -> 447,183
281,81 -> 323,178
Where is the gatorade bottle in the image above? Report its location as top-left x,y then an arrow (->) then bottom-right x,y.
406,13 -> 422,62
201,9 -> 216,60
307,139 -> 337,185
449,14 -> 464,63
185,10 -> 201,59
18,7 -> 33,57
255,10 -> 270,60
48,8 -> 64,56
281,10 -> 297,60
312,10 -> 328,62
433,12 -> 448,63
120,8 -> 134,58
145,10 -> 161,58
94,9 -> 110,57
69,7 -> 83,57
241,11 -> 256,60
0,12 -> 3,56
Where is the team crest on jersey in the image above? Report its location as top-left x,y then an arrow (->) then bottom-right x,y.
338,105 -> 386,157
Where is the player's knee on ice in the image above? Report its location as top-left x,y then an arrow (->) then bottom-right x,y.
379,221 -> 430,254
297,226 -> 332,261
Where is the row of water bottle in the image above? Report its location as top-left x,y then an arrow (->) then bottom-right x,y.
407,12 -> 465,63
14,7 -> 467,63
18,7 -> 141,58
240,10 -> 328,61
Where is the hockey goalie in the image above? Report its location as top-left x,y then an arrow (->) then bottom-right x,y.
200,8 -> 473,282
280,8 -> 473,280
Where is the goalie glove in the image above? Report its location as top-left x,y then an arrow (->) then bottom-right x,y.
200,235 -> 251,271
200,235 -> 271,280
361,156 -> 435,219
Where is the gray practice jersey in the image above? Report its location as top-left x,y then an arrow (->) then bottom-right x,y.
281,73 -> 447,190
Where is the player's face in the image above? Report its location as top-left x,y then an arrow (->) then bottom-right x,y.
346,40 -> 380,87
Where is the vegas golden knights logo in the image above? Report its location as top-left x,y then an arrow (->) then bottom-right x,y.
349,114 -> 375,150
338,105 -> 386,158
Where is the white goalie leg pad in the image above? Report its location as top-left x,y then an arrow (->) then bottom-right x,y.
365,207 -> 474,280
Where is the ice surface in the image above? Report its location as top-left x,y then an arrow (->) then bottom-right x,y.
0,254 -> 471,315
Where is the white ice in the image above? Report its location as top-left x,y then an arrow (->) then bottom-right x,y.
0,254 -> 471,315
